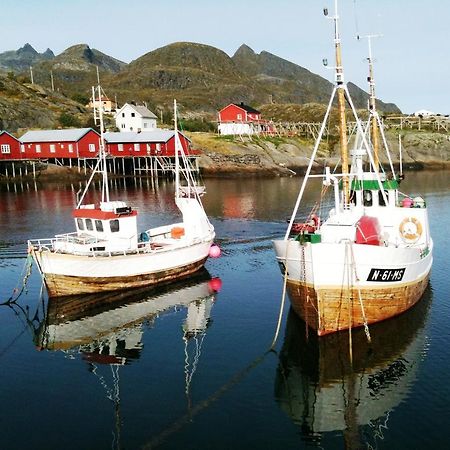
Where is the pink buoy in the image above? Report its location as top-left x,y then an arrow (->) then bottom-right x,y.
208,277 -> 223,293
402,197 -> 413,208
209,244 -> 221,258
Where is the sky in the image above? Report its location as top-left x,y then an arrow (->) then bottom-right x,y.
1,0 -> 448,114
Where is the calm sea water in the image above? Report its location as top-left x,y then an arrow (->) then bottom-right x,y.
0,171 -> 449,450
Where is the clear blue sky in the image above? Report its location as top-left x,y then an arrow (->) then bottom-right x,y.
2,0 -> 448,114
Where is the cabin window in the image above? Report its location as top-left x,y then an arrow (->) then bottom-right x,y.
110,219 -> 119,233
77,218 -> 84,230
95,220 -> 104,232
118,143 -> 124,152
85,219 -> 93,231
144,123 -> 148,128
378,190 -> 389,207
1,144 -> 11,154
363,190 -> 373,207
89,144 -> 95,153
349,190 -> 356,205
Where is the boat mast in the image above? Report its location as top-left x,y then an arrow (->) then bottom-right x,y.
365,35 -> 380,170
332,0 -> 350,207
97,67 -> 109,204
174,99 -> 180,199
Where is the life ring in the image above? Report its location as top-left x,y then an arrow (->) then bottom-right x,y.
399,217 -> 422,243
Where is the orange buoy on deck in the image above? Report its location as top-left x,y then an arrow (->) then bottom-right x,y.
170,227 -> 185,239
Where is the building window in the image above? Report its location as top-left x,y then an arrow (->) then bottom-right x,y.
1,144 -> 11,154
122,113 -> 125,117
131,112 -> 135,117
118,143 -> 124,152
20,145 -> 25,153
89,143 -> 95,152
50,144 -> 56,153
237,114 -> 242,120
134,143 -> 140,151
68,144 -> 73,153
144,123 -> 148,128
36,144 -> 41,153
156,143 -> 161,153
110,219 -> 119,233
121,124 -> 125,129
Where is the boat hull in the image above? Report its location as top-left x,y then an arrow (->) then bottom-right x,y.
286,272 -> 429,336
273,239 -> 433,335
32,240 -> 212,297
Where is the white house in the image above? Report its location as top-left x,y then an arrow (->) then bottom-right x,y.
115,103 -> 158,132
413,109 -> 436,118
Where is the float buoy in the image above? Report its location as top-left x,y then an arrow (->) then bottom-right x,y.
209,244 -> 221,258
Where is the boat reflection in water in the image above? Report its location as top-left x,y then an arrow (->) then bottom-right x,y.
36,269 -> 221,364
274,287 -> 432,448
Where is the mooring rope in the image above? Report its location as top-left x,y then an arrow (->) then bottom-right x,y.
0,254 -> 33,306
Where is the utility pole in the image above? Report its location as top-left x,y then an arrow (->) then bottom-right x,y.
50,70 -> 54,91
30,66 -> 34,84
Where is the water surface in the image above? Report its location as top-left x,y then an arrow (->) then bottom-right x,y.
0,171 -> 448,449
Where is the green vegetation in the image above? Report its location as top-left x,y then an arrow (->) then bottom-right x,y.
179,119 -> 216,132
58,112 -> 81,127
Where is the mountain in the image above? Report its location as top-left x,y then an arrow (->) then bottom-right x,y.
0,43 -> 54,72
0,41 -> 400,128
31,44 -> 126,94
232,44 -> 399,113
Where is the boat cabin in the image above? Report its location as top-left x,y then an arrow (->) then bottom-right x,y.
53,201 -> 139,254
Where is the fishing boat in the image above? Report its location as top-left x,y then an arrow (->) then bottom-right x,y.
28,91 -> 216,297
273,2 -> 433,336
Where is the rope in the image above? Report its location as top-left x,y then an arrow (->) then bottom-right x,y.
349,242 -> 372,343
0,254 -> 33,306
269,242 -> 290,350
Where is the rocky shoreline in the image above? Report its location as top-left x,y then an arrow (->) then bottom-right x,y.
192,130 -> 450,177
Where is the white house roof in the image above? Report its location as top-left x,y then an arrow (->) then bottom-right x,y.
104,130 -> 190,144
116,103 -> 157,119
20,128 -> 95,143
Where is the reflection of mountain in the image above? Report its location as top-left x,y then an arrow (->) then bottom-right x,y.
275,287 -> 432,447
36,269 -> 221,364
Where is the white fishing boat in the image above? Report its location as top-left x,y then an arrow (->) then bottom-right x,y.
273,1 -> 433,336
28,92 -> 216,297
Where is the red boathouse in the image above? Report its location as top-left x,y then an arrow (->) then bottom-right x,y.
19,128 -> 101,159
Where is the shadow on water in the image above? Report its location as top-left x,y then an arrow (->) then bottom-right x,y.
274,285 -> 433,449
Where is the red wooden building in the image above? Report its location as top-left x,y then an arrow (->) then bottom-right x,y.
218,102 -> 261,123
19,128 -> 101,159
104,131 -> 198,157
218,102 -> 274,135
0,131 -> 22,160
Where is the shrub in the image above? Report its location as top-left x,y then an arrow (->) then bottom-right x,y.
59,112 -> 81,127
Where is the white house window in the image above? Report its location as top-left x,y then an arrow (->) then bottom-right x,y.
118,143 -> 124,152
89,143 -> 96,152
134,143 -> 140,151
36,144 -> 41,153
50,144 -> 56,153
1,144 -> 11,154
68,144 -> 73,153
122,113 -> 125,117
144,123 -> 148,128
131,112 -> 135,117
121,124 -> 125,129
